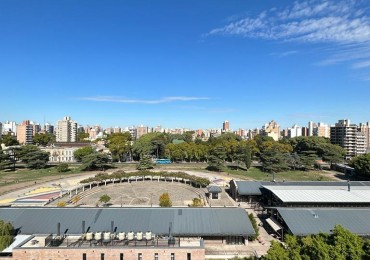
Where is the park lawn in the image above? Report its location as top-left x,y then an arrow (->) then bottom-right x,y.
225,167 -> 334,181
0,165 -> 82,187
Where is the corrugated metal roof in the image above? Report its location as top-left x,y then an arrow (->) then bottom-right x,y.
235,181 -> 262,195
263,185 -> 370,203
234,180 -> 370,196
207,186 -> 222,193
278,208 -> 370,236
0,207 -> 255,236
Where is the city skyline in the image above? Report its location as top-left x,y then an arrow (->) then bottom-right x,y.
1,0 -> 370,129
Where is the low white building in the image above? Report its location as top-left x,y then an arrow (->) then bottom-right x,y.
41,146 -> 80,163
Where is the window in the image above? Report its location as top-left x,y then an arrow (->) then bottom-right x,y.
138,253 -> 142,260
101,253 -> 104,260
120,253 -> 124,260
187,253 -> 191,260
82,253 -> 86,260
154,253 -> 158,260
171,253 -> 175,260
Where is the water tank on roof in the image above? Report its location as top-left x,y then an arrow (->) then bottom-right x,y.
118,232 -> 126,241
136,231 -> 143,241
95,232 -> 102,241
104,232 -> 111,241
86,232 -> 93,241
127,231 -> 134,241
145,231 -> 152,240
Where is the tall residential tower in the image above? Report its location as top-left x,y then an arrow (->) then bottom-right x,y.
56,116 -> 78,142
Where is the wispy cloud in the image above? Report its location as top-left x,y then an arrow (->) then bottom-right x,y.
207,0 -> 370,80
81,96 -> 210,104
208,0 -> 370,44
270,50 -> 299,58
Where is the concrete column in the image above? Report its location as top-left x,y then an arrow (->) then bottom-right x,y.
83,186 -> 85,192
90,184 -> 92,189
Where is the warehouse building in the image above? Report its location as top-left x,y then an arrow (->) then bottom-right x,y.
230,180 -> 370,207
0,207 -> 255,260
271,207 -> 370,237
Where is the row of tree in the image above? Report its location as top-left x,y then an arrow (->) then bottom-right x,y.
263,225 -> 370,260
0,145 -> 50,170
80,170 -> 211,187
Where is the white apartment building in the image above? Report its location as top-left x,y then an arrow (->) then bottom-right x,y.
330,119 -> 367,159
288,124 -> 302,138
56,116 -> 78,142
2,121 -> 17,135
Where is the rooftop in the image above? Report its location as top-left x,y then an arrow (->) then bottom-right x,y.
0,207 -> 255,237
277,208 -> 370,236
264,185 -> 370,203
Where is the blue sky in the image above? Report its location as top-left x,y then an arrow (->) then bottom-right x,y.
1,0 -> 369,130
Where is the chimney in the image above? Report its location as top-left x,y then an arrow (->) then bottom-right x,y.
57,222 -> 61,237
82,220 -> 85,234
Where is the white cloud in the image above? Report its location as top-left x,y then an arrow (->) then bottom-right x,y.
352,60 -> 370,69
208,0 -> 370,80
81,96 -> 210,104
208,1 -> 370,44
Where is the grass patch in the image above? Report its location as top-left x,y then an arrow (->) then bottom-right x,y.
0,165 -> 82,187
224,167 -> 333,181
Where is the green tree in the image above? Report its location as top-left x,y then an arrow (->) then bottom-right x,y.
191,198 -> 203,207
350,154 -> 370,176
77,132 -> 90,142
0,220 -> 14,251
81,153 -> 110,171
207,146 -> 226,172
56,163 -> 69,173
33,133 -> 55,146
18,145 -> 49,169
235,146 -> 252,169
264,241 -> 290,260
299,151 -> 318,171
159,192 -> 172,207
137,154 -> 154,170
248,213 -> 259,241
0,152 -> 12,170
107,132 -> 132,162
74,146 -> 95,162
331,225 -> 364,260
99,194 -> 111,205
260,147 -> 289,173
0,134 -> 19,146
318,143 -> 346,165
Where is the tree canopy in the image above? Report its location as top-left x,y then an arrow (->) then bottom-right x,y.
350,153 -> 370,177
263,225 -> 368,260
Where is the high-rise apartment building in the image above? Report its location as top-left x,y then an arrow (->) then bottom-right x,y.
44,123 -> 54,134
16,120 -> 33,144
136,125 -> 148,139
288,124 -> 302,138
308,121 -> 317,136
359,122 -> 370,149
2,121 -> 17,135
330,119 -> 366,158
261,120 -> 280,141
314,122 -> 330,138
56,116 -> 77,142
222,120 -> 230,132
31,122 -> 41,136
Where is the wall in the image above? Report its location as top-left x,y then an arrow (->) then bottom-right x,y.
13,247 -> 204,260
